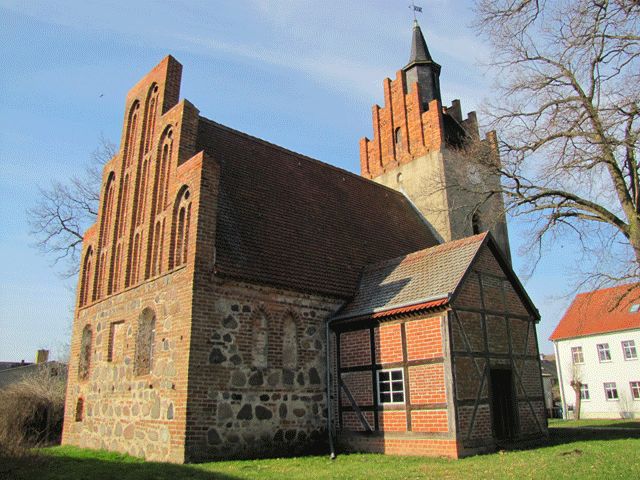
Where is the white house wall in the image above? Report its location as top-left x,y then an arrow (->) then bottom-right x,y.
554,328 -> 640,419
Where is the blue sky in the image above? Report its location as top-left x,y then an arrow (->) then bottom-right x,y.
0,0 -> 582,361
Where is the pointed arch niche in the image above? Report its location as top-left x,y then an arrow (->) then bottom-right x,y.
251,308 -> 269,368
281,311 -> 298,369
170,186 -> 192,269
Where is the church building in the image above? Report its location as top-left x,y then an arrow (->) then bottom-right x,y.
62,22 -> 548,463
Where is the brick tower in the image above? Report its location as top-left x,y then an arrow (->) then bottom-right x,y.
360,21 -> 511,261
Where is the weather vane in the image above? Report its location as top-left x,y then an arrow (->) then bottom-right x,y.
409,1 -> 423,21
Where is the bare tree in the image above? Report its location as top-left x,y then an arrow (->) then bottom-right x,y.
471,0 -> 640,285
568,361 -> 583,420
27,136 -> 115,277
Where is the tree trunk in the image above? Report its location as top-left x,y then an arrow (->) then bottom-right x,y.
572,383 -> 582,420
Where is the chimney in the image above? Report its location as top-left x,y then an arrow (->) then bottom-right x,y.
36,349 -> 49,364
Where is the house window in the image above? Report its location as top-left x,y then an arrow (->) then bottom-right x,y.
622,340 -> 637,360
580,384 -> 590,400
377,369 -> 405,404
629,304 -> 640,313
604,382 -> 619,400
597,343 -> 611,362
631,381 -> 640,400
134,308 -> 156,376
571,346 -> 584,364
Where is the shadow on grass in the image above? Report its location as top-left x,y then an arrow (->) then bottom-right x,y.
547,425 -> 640,446
0,450 -> 242,480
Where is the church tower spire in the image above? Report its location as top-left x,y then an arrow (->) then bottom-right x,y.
403,20 -> 441,108
359,20 -> 512,262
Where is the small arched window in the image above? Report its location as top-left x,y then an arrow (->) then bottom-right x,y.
124,101 -> 140,168
252,310 -> 269,368
134,308 -> 156,376
472,212 -> 482,235
78,325 -> 92,380
171,187 -> 192,268
75,398 -> 84,422
79,247 -> 94,307
282,312 -> 298,369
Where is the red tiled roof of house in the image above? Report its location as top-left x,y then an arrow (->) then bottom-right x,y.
196,117 -> 439,298
549,283 -> 640,341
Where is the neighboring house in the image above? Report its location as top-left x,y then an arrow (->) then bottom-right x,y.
550,284 -> 640,419
539,355 -> 560,418
0,350 -> 67,389
62,21 -> 547,463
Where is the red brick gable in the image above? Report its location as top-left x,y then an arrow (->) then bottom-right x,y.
550,283 -> 640,341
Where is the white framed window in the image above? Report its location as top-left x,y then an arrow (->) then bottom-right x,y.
597,343 -> 611,362
622,340 -> 637,360
630,381 -> 640,400
377,368 -> 405,404
604,382 -> 619,400
571,346 -> 584,364
580,384 -> 590,400
631,381 -> 640,400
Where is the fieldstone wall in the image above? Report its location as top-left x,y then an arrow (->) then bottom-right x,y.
185,278 -> 343,461
62,267 -> 193,463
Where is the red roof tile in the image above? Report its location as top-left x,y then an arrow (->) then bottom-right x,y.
334,234 -> 488,320
196,117 -> 439,298
550,283 -> 640,341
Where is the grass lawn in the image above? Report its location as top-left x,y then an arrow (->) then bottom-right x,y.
2,428 -> 639,480
548,418 -> 640,429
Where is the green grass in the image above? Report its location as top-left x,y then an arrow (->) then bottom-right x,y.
548,418 -> 640,429
2,428 -> 639,480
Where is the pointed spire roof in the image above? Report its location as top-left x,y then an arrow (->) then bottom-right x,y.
405,20 -> 440,69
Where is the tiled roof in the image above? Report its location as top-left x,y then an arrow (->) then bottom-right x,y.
196,117 -> 439,298
549,283 -> 640,341
334,234 -> 488,320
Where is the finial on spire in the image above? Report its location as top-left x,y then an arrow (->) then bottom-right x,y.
409,2 -> 423,21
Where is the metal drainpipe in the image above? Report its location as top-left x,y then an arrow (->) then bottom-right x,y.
325,317 -> 339,460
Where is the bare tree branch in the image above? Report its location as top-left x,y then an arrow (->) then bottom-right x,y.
27,135 -> 115,277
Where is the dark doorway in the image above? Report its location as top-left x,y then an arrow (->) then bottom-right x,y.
490,368 -> 517,441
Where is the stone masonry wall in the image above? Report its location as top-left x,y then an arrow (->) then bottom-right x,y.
62,266 -> 192,463
184,277 -> 343,461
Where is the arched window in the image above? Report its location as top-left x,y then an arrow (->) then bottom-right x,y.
78,325 -> 92,380
124,101 -> 140,168
143,84 -> 159,154
75,398 -> 84,422
252,310 -> 269,368
472,212 -> 482,235
394,127 -> 402,147
171,187 -> 191,268
134,308 -> 156,376
79,247 -> 93,307
282,312 -> 298,369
